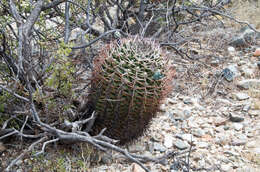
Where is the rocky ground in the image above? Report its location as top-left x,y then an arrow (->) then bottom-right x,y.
89,26 -> 260,172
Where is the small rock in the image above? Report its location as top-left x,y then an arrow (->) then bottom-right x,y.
232,138 -> 247,146
183,98 -> 193,104
164,134 -> 174,148
229,36 -> 246,47
170,161 -> 182,171
253,48 -> 260,57
257,61 -> 260,69
193,128 -> 205,137
241,66 -> 254,77
131,163 -> 145,172
237,79 -> 260,90
229,113 -> 244,122
159,104 -> 167,112
0,142 -> 6,152
234,92 -> 249,100
233,123 -> 243,131
174,140 -> 189,150
215,134 -> 230,146
167,98 -> 178,104
248,110 -> 260,116
224,150 -> 240,156
128,143 -> 145,153
246,140 -> 257,148
182,134 -> 194,142
221,164 -> 232,171
153,143 -> 166,152
243,29 -> 256,42
210,59 -> 220,66
215,117 -> 227,126
101,154 -> 112,164
242,104 -> 251,112
222,65 -> 239,81
197,142 -> 209,148
227,46 -> 235,53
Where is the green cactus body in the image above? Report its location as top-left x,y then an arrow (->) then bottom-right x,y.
88,37 -> 174,145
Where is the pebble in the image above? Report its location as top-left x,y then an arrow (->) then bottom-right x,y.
222,66 -> 238,81
174,140 -> 189,150
242,104 -> 251,112
101,154 -> 112,164
153,142 -> 166,152
0,142 -> 6,153
128,143 -> 145,153
221,164 -> 232,171
163,134 -> 174,148
215,117 -> 227,126
227,46 -> 235,53
253,48 -> 260,57
193,128 -> 205,137
232,138 -> 247,146
197,142 -> 209,148
233,92 -> 249,100
248,110 -> 260,116
237,79 -> 260,90
131,163 -> 145,172
233,123 -> 243,131
229,113 -> 244,122
183,98 -> 193,104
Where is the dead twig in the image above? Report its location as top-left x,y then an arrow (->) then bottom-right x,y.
4,136 -> 47,172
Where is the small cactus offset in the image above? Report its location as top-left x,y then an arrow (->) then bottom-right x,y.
87,37 -> 174,145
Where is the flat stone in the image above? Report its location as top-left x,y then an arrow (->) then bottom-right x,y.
128,143 -> 145,153
232,138 -> 247,146
229,36 -> 247,47
242,104 -> 251,112
234,92 -> 250,100
233,123 -> 243,131
246,140 -> 257,148
241,66 -> 254,77
222,65 -> 239,81
197,142 -> 209,148
0,142 -> 6,153
248,110 -> 260,116
215,117 -> 227,126
183,98 -> 193,104
237,79 -> 260,90
221,164 -> 232,171
253,48 -> 260,57
229,113 -> 244,122
164,134 -> 174,148
174,140 -> 189,150
131,163 -> 145,172
193,128 -> 206,137
224,150 -> 240,156
227,46 -> 235,52
153,142 -> 166,152
101,154 -> 112,164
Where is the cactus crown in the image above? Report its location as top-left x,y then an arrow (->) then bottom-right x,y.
88,37 -> 174,144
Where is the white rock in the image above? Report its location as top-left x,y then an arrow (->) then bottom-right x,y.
228,46 -> 235,52
197,142 -> 209,148
237,79 -> 260,90
233,123 -> 243,131
164,134 -> 174,148
234,92 -> 249,101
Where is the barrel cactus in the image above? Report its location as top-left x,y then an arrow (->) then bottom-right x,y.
87,36 -> 174,145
